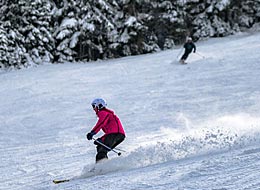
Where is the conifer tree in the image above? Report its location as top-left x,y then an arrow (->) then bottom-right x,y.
0,1 -> 27,69
0,0 -> 259,69
18,0 -> 55,64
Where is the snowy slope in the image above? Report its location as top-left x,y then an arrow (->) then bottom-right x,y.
1,32 -> 260,190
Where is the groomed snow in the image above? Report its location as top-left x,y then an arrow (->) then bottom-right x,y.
1,32 -> 260,190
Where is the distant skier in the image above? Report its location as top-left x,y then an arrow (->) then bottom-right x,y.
179,37 -> 196,64
86,98 -> 126,163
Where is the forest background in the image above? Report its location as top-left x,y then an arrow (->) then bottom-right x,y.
0,0 -> 259,69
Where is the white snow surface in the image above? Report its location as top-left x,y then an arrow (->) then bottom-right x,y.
1,32 -> 260,190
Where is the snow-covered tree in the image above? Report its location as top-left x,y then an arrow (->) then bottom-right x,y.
19,0 -> 55,64
0,22 -> 27,69
51,0 -> 80,62
75,0 -> 118,61
0,1 -> 28,69
0,0 -> 55,68
0,0 -> 260,69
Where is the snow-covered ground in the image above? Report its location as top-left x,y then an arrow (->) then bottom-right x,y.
1,32 -> 260,190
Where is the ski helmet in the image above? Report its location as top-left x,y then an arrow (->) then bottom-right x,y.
91,98 -> 107,110
187,37 -> 192,41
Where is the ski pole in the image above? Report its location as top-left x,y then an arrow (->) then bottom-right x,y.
113,147 -> 126,152
195,52 -> 205,58
176,48 -> 183,60
92,137 -> 121,156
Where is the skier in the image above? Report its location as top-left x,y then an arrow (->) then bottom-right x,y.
86,98 -> 126,163
179,37 -> 196,64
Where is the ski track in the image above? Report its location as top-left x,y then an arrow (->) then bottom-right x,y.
1,32 -> 260,189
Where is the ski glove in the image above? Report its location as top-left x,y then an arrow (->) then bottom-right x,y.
86,131 -> 95,140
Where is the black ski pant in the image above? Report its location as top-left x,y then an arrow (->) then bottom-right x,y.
181,50 -> 192,60
96,133 -> 125,162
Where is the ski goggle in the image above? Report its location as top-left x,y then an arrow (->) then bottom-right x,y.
92,104 -> 96,109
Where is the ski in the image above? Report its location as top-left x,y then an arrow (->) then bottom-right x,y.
53,179 -> 70,184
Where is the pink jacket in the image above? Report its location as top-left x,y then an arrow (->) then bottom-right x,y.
91,108 -> 125,137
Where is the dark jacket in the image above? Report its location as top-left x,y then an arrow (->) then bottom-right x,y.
184,42 -> 196,54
